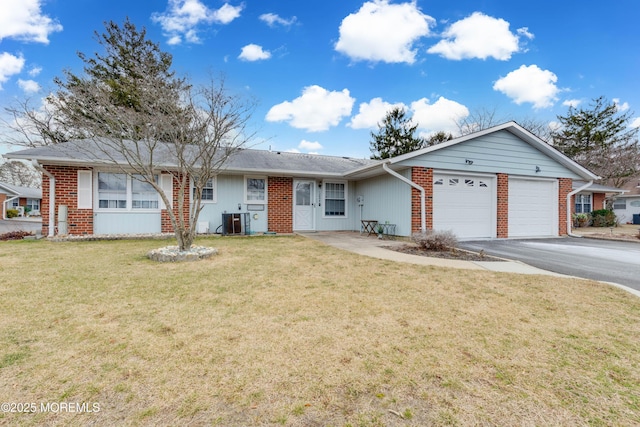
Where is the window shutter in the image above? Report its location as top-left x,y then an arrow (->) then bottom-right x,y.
77,170 -> 92,209
159,174 -> 173,209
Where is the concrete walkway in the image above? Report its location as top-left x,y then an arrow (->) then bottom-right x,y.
298,231 -> 568,277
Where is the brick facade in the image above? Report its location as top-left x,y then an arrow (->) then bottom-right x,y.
496,173 -> 509,238
558,178 -> 572,236
267,177 -> 293,233
42,165 -> 94,236
160,174 -> 190,234
410,167 -> 433,233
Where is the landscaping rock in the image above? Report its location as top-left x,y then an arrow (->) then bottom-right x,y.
147,245 -> 218,262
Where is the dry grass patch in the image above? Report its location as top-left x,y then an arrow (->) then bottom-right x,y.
1,236 -> 639,426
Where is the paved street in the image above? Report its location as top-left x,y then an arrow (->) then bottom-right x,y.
459,237 -> 640,291
0,219 -> 42,235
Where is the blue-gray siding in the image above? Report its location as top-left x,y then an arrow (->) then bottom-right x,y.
397,130 -> 583,179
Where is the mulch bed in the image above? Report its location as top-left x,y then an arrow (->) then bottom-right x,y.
386,244 -> 503,262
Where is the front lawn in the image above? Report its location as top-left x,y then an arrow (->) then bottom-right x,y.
1,236 -> 639,426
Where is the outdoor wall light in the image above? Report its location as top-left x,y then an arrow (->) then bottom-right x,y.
465,159 -> 473,165
535,166 -> 541,173
238,203 -> 242,210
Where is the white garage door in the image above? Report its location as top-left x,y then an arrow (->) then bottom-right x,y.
508,178 -> 558,237
433,174 -> 494,239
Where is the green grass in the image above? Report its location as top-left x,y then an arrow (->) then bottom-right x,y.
0,235 -> 639,426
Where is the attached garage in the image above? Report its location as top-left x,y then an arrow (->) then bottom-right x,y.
433,173 -> 495,239
508,177 -> 558,237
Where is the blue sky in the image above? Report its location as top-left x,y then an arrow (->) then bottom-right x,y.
1,0 -> 639,158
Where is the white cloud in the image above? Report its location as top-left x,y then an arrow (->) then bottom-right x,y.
427,12 -> 525,60
259,13 -> 297,28
348,97 -> 407,129
613,98 -> 630,112
335,0 -> 434,64
238,44 -> 271,61
152,0 -> 243,45
631,117 -> 640,129
0,53 -> 25,90
17,79 -> 40,94
266,85 -> 355,132
298,140 -> 323,152
410,97 -> 469,134
0,0 -> 62,44
28,66 -> 42,77
563,99 -> 581,108
493,64 -> 559,109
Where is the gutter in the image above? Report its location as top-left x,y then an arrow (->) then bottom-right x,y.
31,160 -> 55,237
3,196 -> 19,219
382,162 -> 426,233
566,180 -> 593,238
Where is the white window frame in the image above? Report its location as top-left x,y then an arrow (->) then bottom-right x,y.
131,174 -> 160,210
612,198 -> 626,210
244,176 -> 267,204
95,171 -> 162,212
575,193 -> 592,214
322,179 -> 348,218
191,176 -> 217,204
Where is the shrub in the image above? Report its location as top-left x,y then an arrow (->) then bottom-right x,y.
0,230 -> 33,241
6,209 -> 18,219
572,213 -> 590,227
412,229 -> 458,251
590,209 -> 616,227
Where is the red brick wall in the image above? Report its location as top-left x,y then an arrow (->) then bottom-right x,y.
268,177 -> 293,233
42,165 -> 94,235
496,173 -> 509,238
558,178 -> 572,236
410,167 -> 433,233
593,192 -> 606,210
0,193 -> 5,218
161,174 -> 189,233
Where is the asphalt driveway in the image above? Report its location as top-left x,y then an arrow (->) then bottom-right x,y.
459,237 -> 640,292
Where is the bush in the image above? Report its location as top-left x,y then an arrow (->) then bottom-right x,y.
412,229 -> 458,251
6,209 -> 18,218
590,209 -> 616,227
572,213 -> 590,227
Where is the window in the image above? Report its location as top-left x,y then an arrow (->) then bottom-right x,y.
464,179 -> 474,187
479,180 -> 488,188
26,198 -> 40,212
613,199 -> 626,210
245,177 -> 266,204
132,175 -> 159,209
192,177 -> 216,202
97,172 -> 163,210
449,178 -> 459,186
324,181 -> 346,217
98,172 -> 127,209
434,178 -> 443,185
575,194 -> 592,213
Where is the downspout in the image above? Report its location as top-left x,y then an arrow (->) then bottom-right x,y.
382,162 -> 426,233
31,160 -> 55,237
566,180 -> 593,238
3,196 -> 19,219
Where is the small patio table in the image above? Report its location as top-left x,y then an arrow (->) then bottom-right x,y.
361,219 -> 378,236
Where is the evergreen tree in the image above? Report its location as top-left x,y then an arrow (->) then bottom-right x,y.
370,107 -> 426,159
551,96 -> 639,187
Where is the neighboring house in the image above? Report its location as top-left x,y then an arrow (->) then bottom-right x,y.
612,177 -> 640,224
4,122 -> 599,239
572,181 -> 626,215
0,181 -> 42,219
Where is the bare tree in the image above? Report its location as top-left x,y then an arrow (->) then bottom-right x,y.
0,160 -> 41,187
456,106 -> 553,142
16,19 -> 256,250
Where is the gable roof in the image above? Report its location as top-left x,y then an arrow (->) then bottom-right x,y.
573,181 -> 626,193
4,139 -> 378,178
346,121 -> 600,180
0,182 -> 42,199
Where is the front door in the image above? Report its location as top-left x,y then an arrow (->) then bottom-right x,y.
293,180 -> 315,231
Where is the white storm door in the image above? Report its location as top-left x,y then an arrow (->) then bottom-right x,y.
294,180 -> 315,231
